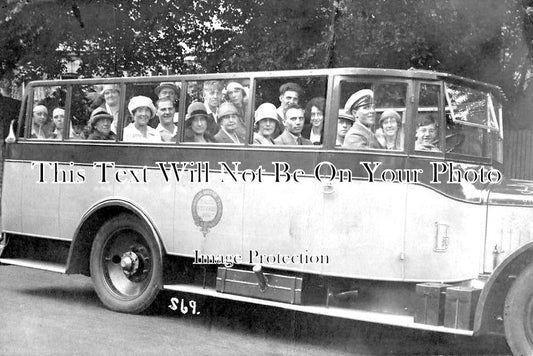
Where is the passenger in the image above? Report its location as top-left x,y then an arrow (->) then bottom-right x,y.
97,84 -> 120,133
253,103 -> 280,145
274,104 -> 312,145
302,97 -> 325,145
277,82 -> 303,122
203,80 -> 223,121
155,98 -> 178,142
31,105 -> 54,139
183,102 -> 215,143
415,113 -> 440,152
375,109 -> 403,150
153,82 -> 180,125
336,109 -> 354,146
51,107 -> 65,139
202,80 -> 222,136
87,108 -> 116,140
213,102 -> 245,144
225,82 -> 248,139
123,96 -> 160,142
226,82 -> 248,119
342,89 -> 382,149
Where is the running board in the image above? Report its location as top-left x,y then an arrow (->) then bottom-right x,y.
0,258 -> 67,273
163,283 -> 474,336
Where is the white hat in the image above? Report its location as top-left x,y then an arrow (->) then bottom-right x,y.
218,102 -> 240,119
227,82 -> 246,95
100,84 -> 120,95
52,108 -> 65,117
254,103 -> 279,126
344,89 -> 373,112
127,96 -> 156,118
33,105 -> 48,115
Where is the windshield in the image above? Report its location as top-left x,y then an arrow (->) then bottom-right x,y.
444,82 -> 502,161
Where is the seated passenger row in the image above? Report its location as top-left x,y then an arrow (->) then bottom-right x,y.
29,81 -> 436,150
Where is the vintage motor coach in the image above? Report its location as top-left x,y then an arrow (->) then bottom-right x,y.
0,67 -> 531,354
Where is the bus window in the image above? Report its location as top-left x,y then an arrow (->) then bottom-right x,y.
444,83 -> 499,159
338,80 -> 407,150
28,85 -> 66,140
120,82 -> 181,143
68,84 -> 120,141
119,83 -> 159,143
415,83 -> 441,153
181,79 -> 245,144
253,76 -> 327,146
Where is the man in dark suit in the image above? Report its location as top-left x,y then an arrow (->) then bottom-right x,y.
274,104 -> 312,146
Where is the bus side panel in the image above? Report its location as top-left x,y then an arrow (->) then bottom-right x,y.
160,148 -> 246,258
242,178 -> 328,273
20,161 -> 60,237
484,204 -> 533,273
173,176 -> 244,259
113,167 -> 176,250
403,183 -> 486,281
2,161 -> 23,233
240,177 -> 406,279
319,180 -> 406,279
59,163 -> 115,240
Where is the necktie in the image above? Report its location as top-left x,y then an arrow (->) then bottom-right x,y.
297,136 -> 302,145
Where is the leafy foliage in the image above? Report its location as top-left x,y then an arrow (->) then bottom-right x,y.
1,0 -> 532,125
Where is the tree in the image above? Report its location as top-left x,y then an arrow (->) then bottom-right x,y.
1,0 -> 532,126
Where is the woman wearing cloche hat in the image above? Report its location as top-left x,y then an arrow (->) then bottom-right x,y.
183,102 -> 216,143
375,109 -> 403,150
123,96 -> 160,142
86,107 -> 116,140
253,103 -> 280,145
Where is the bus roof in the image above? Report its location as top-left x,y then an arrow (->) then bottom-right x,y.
27,67 -> 506,100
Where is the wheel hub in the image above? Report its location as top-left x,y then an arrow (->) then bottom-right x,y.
120,251 -> 140,277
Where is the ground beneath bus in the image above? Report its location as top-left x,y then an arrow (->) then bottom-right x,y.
0,265 -> 512,356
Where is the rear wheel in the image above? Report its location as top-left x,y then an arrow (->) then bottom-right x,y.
504,263 -> 533,356
90,213 -> 162,313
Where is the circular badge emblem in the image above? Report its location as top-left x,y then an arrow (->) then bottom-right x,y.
191,189 -> 223,237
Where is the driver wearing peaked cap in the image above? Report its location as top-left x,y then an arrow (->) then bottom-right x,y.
342,89 -> 382,149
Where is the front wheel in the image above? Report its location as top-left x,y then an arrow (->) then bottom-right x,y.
504,263 -> 533,355
90,213 -> 163,313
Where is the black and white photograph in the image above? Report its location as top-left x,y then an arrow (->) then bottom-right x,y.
2,1 -> 533,355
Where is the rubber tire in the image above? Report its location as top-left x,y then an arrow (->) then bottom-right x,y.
504,263 -> 533,356
90,213 -> 162,313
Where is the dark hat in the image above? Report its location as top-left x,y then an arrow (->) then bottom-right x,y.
89,107 -> 113,127
338,109 -> 355,122
154,82 -> 179,97
186,102 -> 209,121
344,89 -> 374,112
